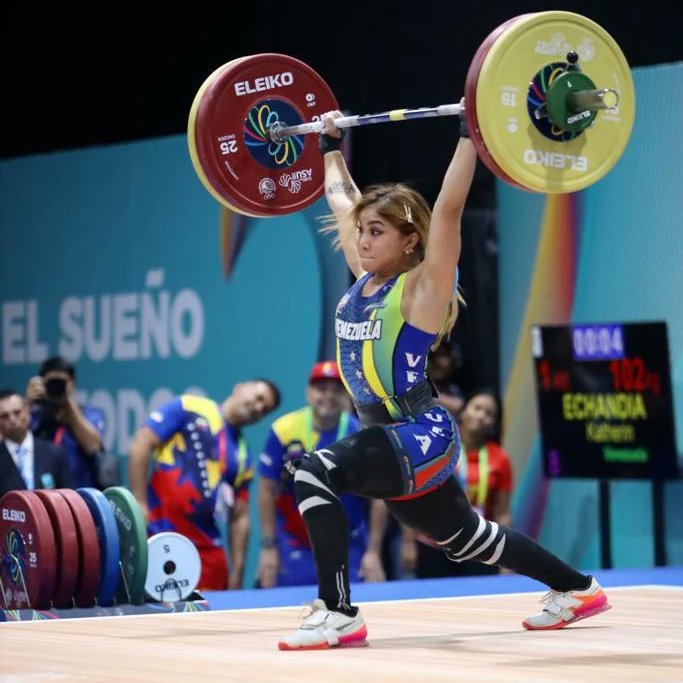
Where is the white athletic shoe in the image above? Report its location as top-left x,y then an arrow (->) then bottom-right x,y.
278,599 -> 368,650
523,577 -> 611,630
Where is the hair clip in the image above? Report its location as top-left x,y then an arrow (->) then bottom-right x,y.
403,203 -> 413,224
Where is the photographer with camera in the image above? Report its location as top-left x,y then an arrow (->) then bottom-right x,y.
26,356 -> 107,489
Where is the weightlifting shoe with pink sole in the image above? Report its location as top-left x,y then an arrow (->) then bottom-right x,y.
278,599 -> 368,650
523,577 -> 612,630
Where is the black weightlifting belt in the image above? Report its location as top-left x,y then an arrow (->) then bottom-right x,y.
354,378 -> 437,428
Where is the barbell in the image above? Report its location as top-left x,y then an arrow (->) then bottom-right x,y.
187,10 -> 635,217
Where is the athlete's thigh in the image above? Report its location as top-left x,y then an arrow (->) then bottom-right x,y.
305,407 -> 459,501
308,426 -> 407,499
385,474 -> 475,541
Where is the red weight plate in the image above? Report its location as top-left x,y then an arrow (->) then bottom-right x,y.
464,14 -> 533,191
56,489 -> 101,608
34,490 -> 79,608
0,490 -> 56,609
193,53 -> 339,216
188,57 -> 262,216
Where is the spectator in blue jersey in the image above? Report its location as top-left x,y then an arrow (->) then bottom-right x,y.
257,361 -> 386,589
128,380 -> 280,591
26,356 -> 107,489
277,105 -> 610,651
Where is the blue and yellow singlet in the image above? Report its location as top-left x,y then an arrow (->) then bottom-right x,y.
335,272 -> 436,418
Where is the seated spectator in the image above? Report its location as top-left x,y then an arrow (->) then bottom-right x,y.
0,389 -> 74,497
27,356 -> 107,489
457,389 -> 512,526
128,379 -> 280,591
257,361 -> 386,588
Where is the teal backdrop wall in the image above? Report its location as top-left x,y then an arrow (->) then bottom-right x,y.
0,137 -> 348,586
499,62 -> 683,570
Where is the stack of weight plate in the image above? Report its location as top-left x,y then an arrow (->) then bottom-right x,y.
0,486 -> 201,612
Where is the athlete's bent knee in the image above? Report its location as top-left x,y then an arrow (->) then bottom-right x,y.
293,450 -> 342,517
441,513 -> 507,566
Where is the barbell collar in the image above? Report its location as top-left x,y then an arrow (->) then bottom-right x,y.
567,88 -> 620,112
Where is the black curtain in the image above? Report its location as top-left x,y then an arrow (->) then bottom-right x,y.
450,208 -> 500,397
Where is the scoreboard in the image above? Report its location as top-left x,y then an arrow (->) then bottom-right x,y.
531,321 -> 679,480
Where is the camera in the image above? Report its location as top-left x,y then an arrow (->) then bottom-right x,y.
44,377 -> 67,401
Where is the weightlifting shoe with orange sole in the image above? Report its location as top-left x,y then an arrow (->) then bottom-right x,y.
523,576 -> 612,630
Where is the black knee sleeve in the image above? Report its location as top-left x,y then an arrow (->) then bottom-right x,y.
295,427 -> 406,501
386,476 -> 507,566
440,512 -> 589,590
293,448 -> 342,514
293,449 -> 355,613
387,475 -> 589,591
441,512 -> 507,566
442,512 -> 590,591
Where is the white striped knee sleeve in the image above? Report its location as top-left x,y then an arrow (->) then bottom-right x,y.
294,468 -> 338,498
298,496 -> 332,516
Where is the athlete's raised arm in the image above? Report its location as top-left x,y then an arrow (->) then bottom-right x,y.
320,111 -> 364,278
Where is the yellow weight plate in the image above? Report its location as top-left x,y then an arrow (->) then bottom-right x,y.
465,14 -> 535,190
475,11 -> 635,193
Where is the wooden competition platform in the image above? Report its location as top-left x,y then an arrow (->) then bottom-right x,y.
1,572 -> 682,682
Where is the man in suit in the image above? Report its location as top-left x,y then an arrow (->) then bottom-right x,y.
0,389 -> 74,497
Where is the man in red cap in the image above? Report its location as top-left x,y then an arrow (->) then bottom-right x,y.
257,360 -> 387,588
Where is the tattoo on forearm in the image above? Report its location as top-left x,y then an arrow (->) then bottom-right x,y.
327,181 -> 355,196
